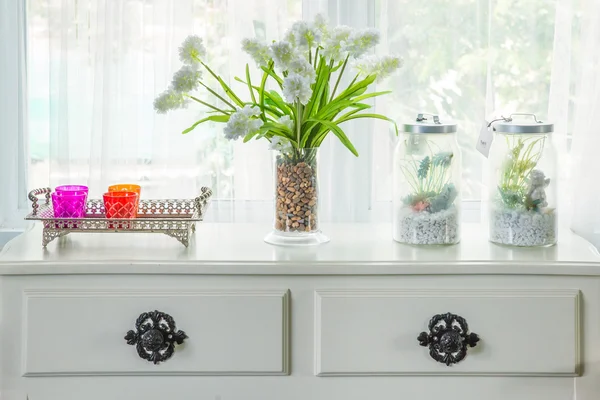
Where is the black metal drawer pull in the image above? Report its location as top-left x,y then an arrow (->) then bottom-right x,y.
418,312 -> 479,366
125,310 -> 187,364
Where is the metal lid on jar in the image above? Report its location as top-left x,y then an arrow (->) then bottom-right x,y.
492,113 -> 554,134
402,113 -> 457,134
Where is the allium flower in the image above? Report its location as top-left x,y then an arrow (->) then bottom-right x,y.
278,115 -> 294,132
432,151 -> 454,168
240,104 -> 262,117
313,14 -> 329,37
322,25 -> 353,62
417,156 -> 431,179
269,135 -> 293,152
288,57 -> 316,83
283,73 -> 312,105
171,65 -> 202,93
285,21 -> 321,48
354,54 -> 403,82
270,41 -> 295,70
344,28 -> 380,58
179,35 -> 207,65
223,105 -> 264,141
242,38 -> 271,67
153,89 -> 187,114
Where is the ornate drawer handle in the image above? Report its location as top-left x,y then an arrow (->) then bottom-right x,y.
124,310 -> 188,365
417,312 -> 479,366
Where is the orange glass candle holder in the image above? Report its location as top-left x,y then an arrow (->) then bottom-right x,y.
103,191 -> 139,219
108,184 -> 141,213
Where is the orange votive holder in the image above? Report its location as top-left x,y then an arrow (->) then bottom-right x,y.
108,184 -> 141,196
108,184 -> 141,213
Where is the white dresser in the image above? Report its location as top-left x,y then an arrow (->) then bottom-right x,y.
0,222 -> 599,400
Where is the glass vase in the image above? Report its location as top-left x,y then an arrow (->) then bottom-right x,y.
264,147 -> 329,246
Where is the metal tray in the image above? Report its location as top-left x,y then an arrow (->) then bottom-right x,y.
25,187 -> 212,247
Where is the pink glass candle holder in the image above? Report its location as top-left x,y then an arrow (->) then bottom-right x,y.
55,185 -> 89,197
51,191 -> 87,229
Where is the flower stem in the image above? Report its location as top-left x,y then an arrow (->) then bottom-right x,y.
313,47 -> 320,69
330,54 -> 349,101
308,45 -> 312,65
185,95 -> 230,115
198,81 -> 237,110
296,101 -> 302,149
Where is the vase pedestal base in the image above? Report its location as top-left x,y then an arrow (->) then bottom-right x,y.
264,230 -> 330,247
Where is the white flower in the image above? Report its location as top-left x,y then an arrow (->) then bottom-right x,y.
285,21 -> 321,48
239,104 -> 262,117
153,89 -> 188,114
283,73 -> 312,105
313,14 -> 329,37
171,65 -> 202,93
322,25 -> 353,62
270,41 -> 295,70
278,115 -> 294,132
354,54 -> 403,82
288,57 -> 316,83
179,35 -> 207,65
343,28 -> 380,58
269,135 -> 293,152
223,106 -> 264,141
242,38 -> 271,67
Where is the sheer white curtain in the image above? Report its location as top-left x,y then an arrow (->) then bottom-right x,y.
570,0 -> 600,247
27,0 -> 299,215
24,0 -> 590,227
0,0 -> 28,229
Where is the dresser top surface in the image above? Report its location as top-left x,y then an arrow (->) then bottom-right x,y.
0,222 -> 598,275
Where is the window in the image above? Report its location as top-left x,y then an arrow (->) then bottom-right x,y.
24,0 -> 580,222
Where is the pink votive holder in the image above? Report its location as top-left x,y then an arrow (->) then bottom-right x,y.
55,185 -> 89,197
51,191 -> 87,229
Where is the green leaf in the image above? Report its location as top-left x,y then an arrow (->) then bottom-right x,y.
336,112 -> 399,135
332,74 -> 377,103
245,64 -> 256,104
353,91 -> 392,102
182,115 -> 230,134
216,76 -> 245,107
260,66 -> 284,87
188,95 -> 231,115
307,118 -> 359,156
303,58 -> 329,120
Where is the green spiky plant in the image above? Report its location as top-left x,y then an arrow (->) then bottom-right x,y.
497,136 -> 545,209
399,150 -> 457,213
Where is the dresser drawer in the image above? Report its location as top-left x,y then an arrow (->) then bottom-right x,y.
315,288 -> 580,376
22,289 -> 290,376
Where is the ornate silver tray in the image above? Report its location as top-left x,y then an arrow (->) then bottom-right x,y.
25,187 -> 212,247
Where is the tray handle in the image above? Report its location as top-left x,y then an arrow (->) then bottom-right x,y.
28,187 -> 52,216
194,187 -> 213,213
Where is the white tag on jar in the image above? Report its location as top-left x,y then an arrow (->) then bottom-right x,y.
476,121 -> 493,157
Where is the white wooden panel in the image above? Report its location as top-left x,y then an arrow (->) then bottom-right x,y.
22,289 -> 290,376
315,289 -> 580,376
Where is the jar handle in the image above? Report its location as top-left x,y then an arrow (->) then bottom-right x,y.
416,113 -> 440,124
508,113 -> 543,123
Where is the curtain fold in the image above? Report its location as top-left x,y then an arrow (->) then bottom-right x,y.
0,0 -> 29,228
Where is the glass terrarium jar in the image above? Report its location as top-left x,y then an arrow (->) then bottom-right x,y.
393,114 -> 461,245
264,147 -> 329,246
488,115 -> 557,247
